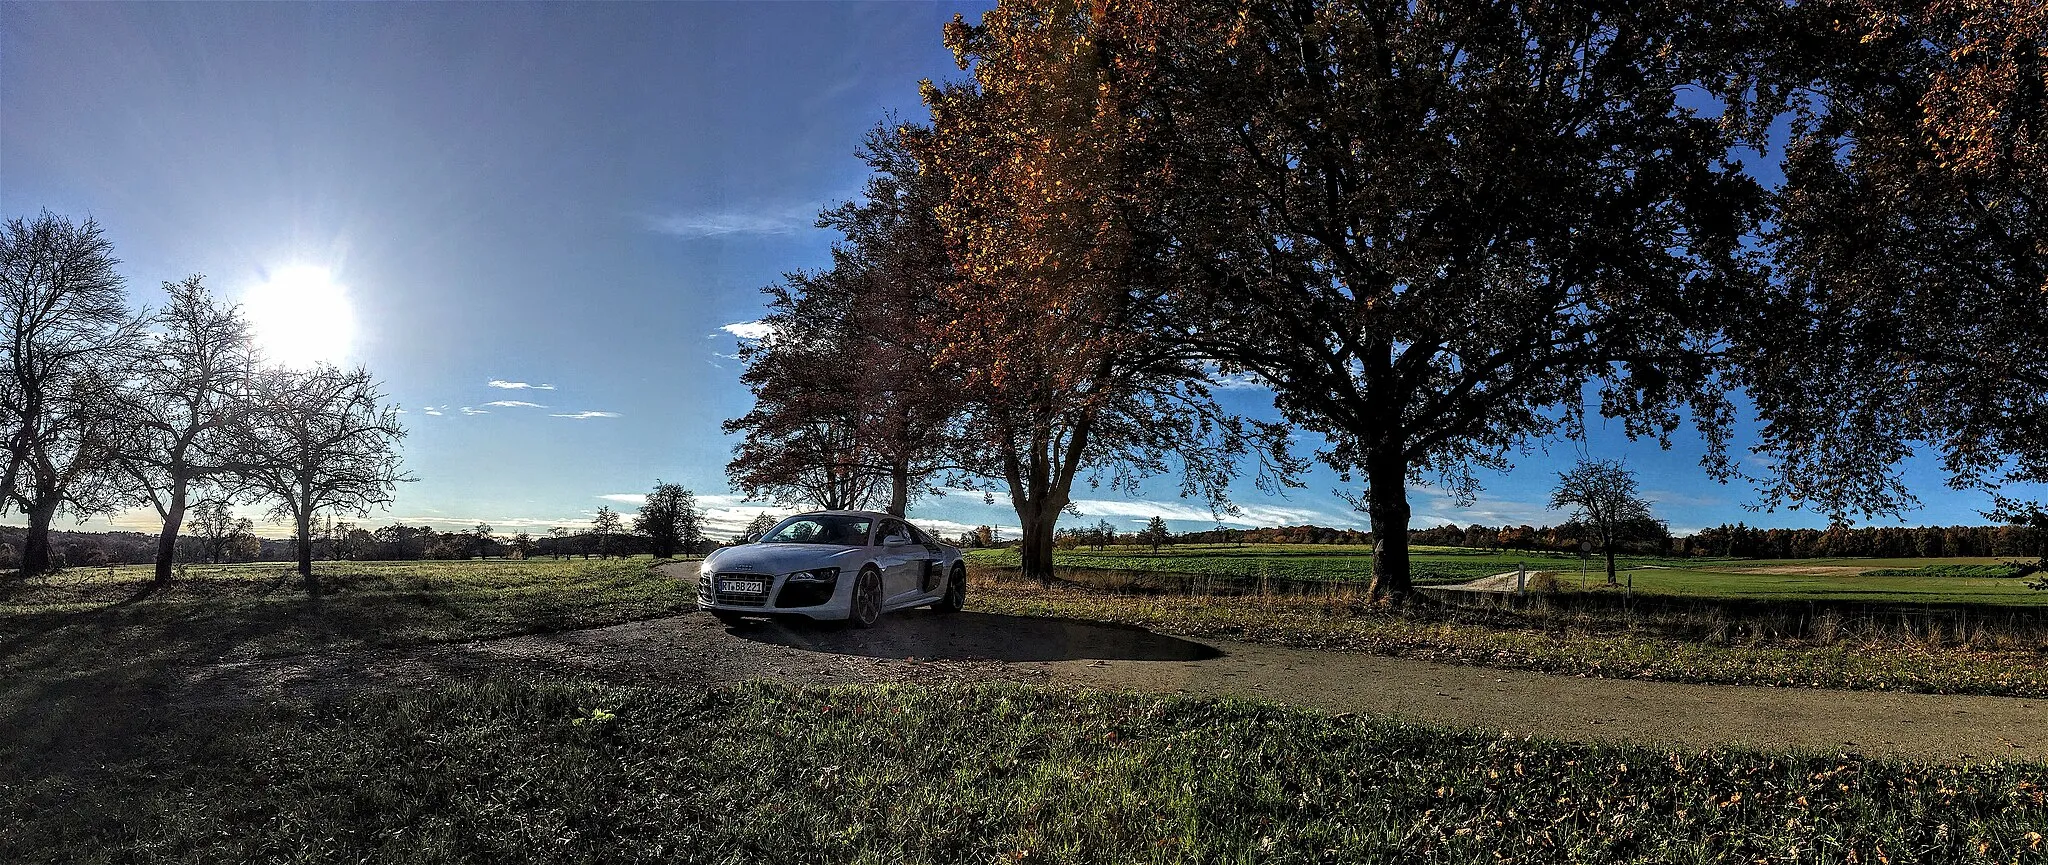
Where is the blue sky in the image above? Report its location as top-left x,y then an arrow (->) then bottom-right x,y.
3,2 -> 2033,541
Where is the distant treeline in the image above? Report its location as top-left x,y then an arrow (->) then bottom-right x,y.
0,524 -> 708,568
1671,523 -> 2043,560
1055,519 -> 2045,560
10,519 -> 2044,568
1403,521 -> 2043,559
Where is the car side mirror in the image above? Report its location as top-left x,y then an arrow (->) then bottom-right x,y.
746,533 -> 762,544
884,534 -> 910,547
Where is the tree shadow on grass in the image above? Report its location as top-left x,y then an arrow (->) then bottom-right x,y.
732,609 -> 1223,663
0,580 -> 460,777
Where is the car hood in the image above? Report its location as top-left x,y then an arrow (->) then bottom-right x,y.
704,544 -> 867,575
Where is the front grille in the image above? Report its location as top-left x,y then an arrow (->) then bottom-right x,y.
712,572 -> 772,607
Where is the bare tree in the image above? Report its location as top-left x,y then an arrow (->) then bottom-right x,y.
591,506 -> 622,558
108,276 -> 256,586
548,526 -> 569,559
1,211 -> 141,577
224,364 -> 407,591
1549,459 -> 1657,585
474,522 -> 494,560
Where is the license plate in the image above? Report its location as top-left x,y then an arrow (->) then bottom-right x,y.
719,578 -> 766,594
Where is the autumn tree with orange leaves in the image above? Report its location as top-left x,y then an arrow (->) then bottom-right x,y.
910,1 -> 1290,582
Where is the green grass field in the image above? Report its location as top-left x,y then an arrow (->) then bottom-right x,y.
970,543 -> 1528,584
8,680 -> 2041,865
965,544 -> 2048,605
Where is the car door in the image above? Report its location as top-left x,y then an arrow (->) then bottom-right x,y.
874,519 -> 923,602
906,522 -> 944,595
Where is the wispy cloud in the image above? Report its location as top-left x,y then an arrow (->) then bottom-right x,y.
1068,498 -> 1359,529
1412,491 -> 1562,528
646,204 -> 815,239
484,400 -> 547,409
720,320 -> 772,340
597,493 -> 644,504
422,405 -> 446,417
489,379 -> 555,390
461,407 -> 489,416
388,515 -> 589,531
551,411 -> 621,420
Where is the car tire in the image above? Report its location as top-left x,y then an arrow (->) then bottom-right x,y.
848,566 -> 884,629
932,564 -> 966,613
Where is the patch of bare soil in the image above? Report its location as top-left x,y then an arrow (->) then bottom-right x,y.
1437,570 -> 1560,593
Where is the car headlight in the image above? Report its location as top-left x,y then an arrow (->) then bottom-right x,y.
786,567 -> 839,583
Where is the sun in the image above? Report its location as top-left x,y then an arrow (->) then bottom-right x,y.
243,265 -> 357,367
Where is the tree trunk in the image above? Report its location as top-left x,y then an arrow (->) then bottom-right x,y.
20,493 -> 61,578
1363,447 -> 1413,604
296,512 -> 317,593
1604,540 -> 1618,585
1016,502 -> 1060,584
887,458 -> 910,517
153,484 -> 189,586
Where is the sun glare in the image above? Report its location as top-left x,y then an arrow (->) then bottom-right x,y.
243,265 -> 357,367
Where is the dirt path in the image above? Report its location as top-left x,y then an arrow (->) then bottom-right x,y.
641,563 -> 2044,761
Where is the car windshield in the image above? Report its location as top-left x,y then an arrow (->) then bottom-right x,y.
759,515 -> 872,546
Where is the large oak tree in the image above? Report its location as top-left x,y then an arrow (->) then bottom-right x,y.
1116,0 -> 1774,600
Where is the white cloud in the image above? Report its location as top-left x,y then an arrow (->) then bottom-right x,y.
694,494 -> 789,538
484,400 -> 547,408
460,407 -> 489,415
597,493 -> 644,504
1067,498 -> 1357,529
388,515 -> 589,532
1412,491 -> 1563,528
488,380 -> 555,390
720,320 -> 773,340
422,406 -> 444,416
1212,372 -> 1272,390
551,411 -> 621,419
912,518 -> 1020,541
646,205 -> 814,239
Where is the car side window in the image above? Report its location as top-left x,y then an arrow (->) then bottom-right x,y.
906,523 -> 935,546
879,519 -> 909,544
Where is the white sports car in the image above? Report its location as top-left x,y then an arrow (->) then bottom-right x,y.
695,510 -> 967,627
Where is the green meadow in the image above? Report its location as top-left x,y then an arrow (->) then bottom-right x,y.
964,545 -> 2047,606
